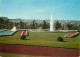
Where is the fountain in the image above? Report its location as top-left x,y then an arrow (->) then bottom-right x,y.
30,14 -> 78,32
50,14 -> 55,31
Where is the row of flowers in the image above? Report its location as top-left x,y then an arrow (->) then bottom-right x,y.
64,32 -> 79,38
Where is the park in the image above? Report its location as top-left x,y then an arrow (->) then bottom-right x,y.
0,0 -> 80,57
0,14 -> 80,57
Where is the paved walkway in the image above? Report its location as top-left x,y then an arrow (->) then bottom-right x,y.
0,44 -> 79,57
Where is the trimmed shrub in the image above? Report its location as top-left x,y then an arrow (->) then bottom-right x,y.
27,31 -> 29,36
21,35 -> 26,40
57,37 -> 63,42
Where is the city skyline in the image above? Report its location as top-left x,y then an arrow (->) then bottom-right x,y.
0,0 -> 79,20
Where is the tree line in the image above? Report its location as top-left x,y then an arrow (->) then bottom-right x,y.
0,17 -> 13,29
0,17 -> 50,29
0,17 -> 80,30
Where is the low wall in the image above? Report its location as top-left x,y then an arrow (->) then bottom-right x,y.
17,29 -> 78,32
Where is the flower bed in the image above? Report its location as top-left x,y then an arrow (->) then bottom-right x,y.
64,32 -> 79,38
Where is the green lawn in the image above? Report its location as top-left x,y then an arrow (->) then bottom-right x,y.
0,31 -> 80,49
0,53 -> 42,57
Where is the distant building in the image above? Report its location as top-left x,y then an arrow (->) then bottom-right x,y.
10,19 -> 80,25
10,19 -> 22,23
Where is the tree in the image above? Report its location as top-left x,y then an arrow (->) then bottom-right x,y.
0,17 -> 4,29
5,19 -> 11,29
55,21 -> 62,30
24,22 -> 27,29
67,23 -> 73,30
20,21 -> 25,29
0,17 -> 14,29
42,20 -> 50,29
30,20 -> 38,29
38,23 -> 43,29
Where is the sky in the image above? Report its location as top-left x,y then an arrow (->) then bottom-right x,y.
0,0 -> 80,20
